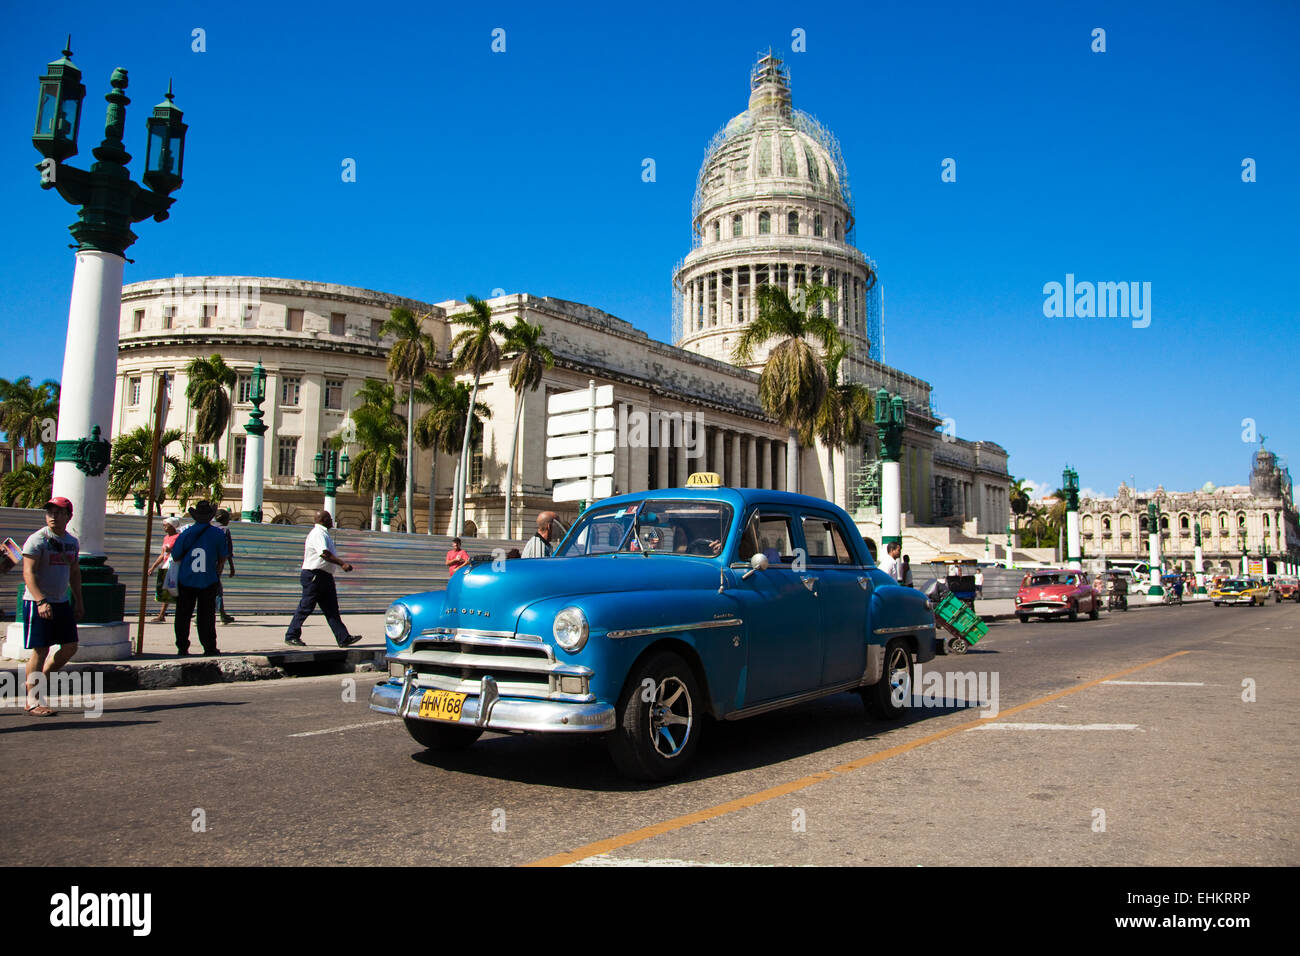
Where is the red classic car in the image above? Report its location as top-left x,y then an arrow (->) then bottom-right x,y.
1016,569 -> 1100,623
1273,577 -> 1299,602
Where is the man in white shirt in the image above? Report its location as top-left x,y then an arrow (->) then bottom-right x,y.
877,541 -> 902,582
285,510 -> 362,647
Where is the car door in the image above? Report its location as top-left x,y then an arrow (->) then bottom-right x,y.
799,511 -> 871,686
730,508 -> 823,705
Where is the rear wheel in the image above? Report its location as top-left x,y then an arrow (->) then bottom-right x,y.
607,651 -> 702,781
403,718 -> 482,751
863,639 -> 913,720
948,636 -> 968,655
1089,601 -> 1100,620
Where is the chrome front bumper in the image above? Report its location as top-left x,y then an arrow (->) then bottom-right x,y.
1018,602 -> 1071,615
370,674 -> 615,734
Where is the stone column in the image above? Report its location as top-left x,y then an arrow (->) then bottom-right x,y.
776,442 -> 787,491
676,415 -> 690,486
657,415 -> 670,489
760,438 -> 771,488
731,433 -> 743,487
733,267 -> 743,327
713,428 -> 726,483
746,435 -> 757,489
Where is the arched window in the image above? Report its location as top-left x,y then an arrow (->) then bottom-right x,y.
834,220 -> 842,240
1140,515 -> 1148,533
1102,516 -> 1111,531
1238,513 -> 1246,529
787,211 -> 799,234
1263,512 -> 1270,528
1160,515 -> 1169,531
713,220 -> 720,241
814,213 -> 823,237
1082,515 -> 1093,533
759,211 -> 771,235
1179,514 -> 1189,530
732,214 -> 743,237
1219,512 -> 1228,531
1120,514 -> 1132,533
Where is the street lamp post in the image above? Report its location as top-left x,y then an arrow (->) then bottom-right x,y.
1005,523 -> 1014,570
1193,520 -> 1207,595
1238,530 -> 1248,577
1146,500 -> 1165,602
874,389 -> 906,549
312,449 -> 350,520
1063,465 -> 1081,570
5,42 -> 187,663
239,362 -> 267,522
1261,540 -> 1270,581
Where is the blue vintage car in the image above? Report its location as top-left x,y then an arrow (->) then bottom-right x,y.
370,483 -> 936,780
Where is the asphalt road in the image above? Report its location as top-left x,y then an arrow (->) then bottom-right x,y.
3,601 -> 1296,866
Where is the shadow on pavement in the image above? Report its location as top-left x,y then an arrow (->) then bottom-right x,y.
404,690 -> 982,792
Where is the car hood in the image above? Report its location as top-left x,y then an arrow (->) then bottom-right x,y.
433,555 -> 723,633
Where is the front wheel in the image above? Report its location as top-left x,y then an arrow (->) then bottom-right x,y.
1068,604 -> 1079,622
1089,601 -> 1100,621
607,651 -> 702,781
403,718 -> 483,751
863,639 -> 913,720
1018,614 -> 1029,624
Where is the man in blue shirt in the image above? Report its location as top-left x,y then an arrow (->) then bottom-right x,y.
171,500 -> 229,655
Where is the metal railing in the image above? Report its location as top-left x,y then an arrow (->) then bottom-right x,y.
0,507 -> 522,618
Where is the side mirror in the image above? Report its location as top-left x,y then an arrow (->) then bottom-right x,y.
742,551 -> 769,579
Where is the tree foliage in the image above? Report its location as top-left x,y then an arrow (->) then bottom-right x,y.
185,354 -> 236,454
107,425 -> 185,509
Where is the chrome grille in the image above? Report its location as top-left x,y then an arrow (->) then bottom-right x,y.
396,628 -> 592,702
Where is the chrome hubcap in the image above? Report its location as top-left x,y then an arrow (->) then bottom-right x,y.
887,647 -> 911,706
648,676 -> 693,758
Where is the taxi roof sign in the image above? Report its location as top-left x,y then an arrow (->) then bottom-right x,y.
686,472 -> 722,487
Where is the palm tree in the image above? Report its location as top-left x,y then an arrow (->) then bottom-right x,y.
350,380 -> 407,530
732,283 -> 840,493
107,425 -> 185,512
449,295 -> 508,535
0,376 -> 59,466
501,316 -> 554,538
382,307 -> 434,533
167,453 -> 225,511
412,373 -> 490,535
0,458 -> 54,509
1009,477 -> 1030,557
185,354 -> 237,458
813,339 -> 873,508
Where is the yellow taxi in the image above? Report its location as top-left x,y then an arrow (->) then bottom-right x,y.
1209,577 -> 1269,607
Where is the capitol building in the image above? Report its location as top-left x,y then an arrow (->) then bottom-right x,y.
110,55 -> 1011,539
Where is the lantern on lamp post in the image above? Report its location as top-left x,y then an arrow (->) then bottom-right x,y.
1063,465 -> 1081,570
312,448 -> 350,519
32,38 -> 85,164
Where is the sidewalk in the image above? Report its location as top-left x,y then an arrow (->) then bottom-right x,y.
1,612 -> 390,693
974,595 -> 1201,620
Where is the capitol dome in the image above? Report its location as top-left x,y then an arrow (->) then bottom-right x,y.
673,54 -> 879,374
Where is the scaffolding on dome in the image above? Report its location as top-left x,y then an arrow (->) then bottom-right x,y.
866,274 -> 883,363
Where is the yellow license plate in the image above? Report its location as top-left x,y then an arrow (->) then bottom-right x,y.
418,689 -> 468,722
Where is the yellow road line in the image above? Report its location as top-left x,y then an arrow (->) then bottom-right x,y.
523,649 -> 1190,867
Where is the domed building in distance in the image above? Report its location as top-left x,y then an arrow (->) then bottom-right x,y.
109,54 -> 1011,553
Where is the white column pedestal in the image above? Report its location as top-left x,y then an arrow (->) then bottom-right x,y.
4,621 -> 132,662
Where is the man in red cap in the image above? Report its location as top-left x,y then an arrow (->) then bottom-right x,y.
20,497 -> 84,716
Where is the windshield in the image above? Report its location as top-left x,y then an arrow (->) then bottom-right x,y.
555,499 -> 734,557
1025,573 -> 1079,587
1220,580 -> 1249,591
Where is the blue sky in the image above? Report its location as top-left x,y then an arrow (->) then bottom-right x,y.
2,0 -> 1296,498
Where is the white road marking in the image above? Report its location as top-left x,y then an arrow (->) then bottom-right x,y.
973,722 -> 1142,731
290,719 -> 399,737
1102,680 -> 1205,686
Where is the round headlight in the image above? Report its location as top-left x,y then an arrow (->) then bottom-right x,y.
553,606 -> 589,652
385,603 -> 412,644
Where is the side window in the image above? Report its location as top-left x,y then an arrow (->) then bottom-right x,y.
801,515 -> 854,565
751,513 -> 795,565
